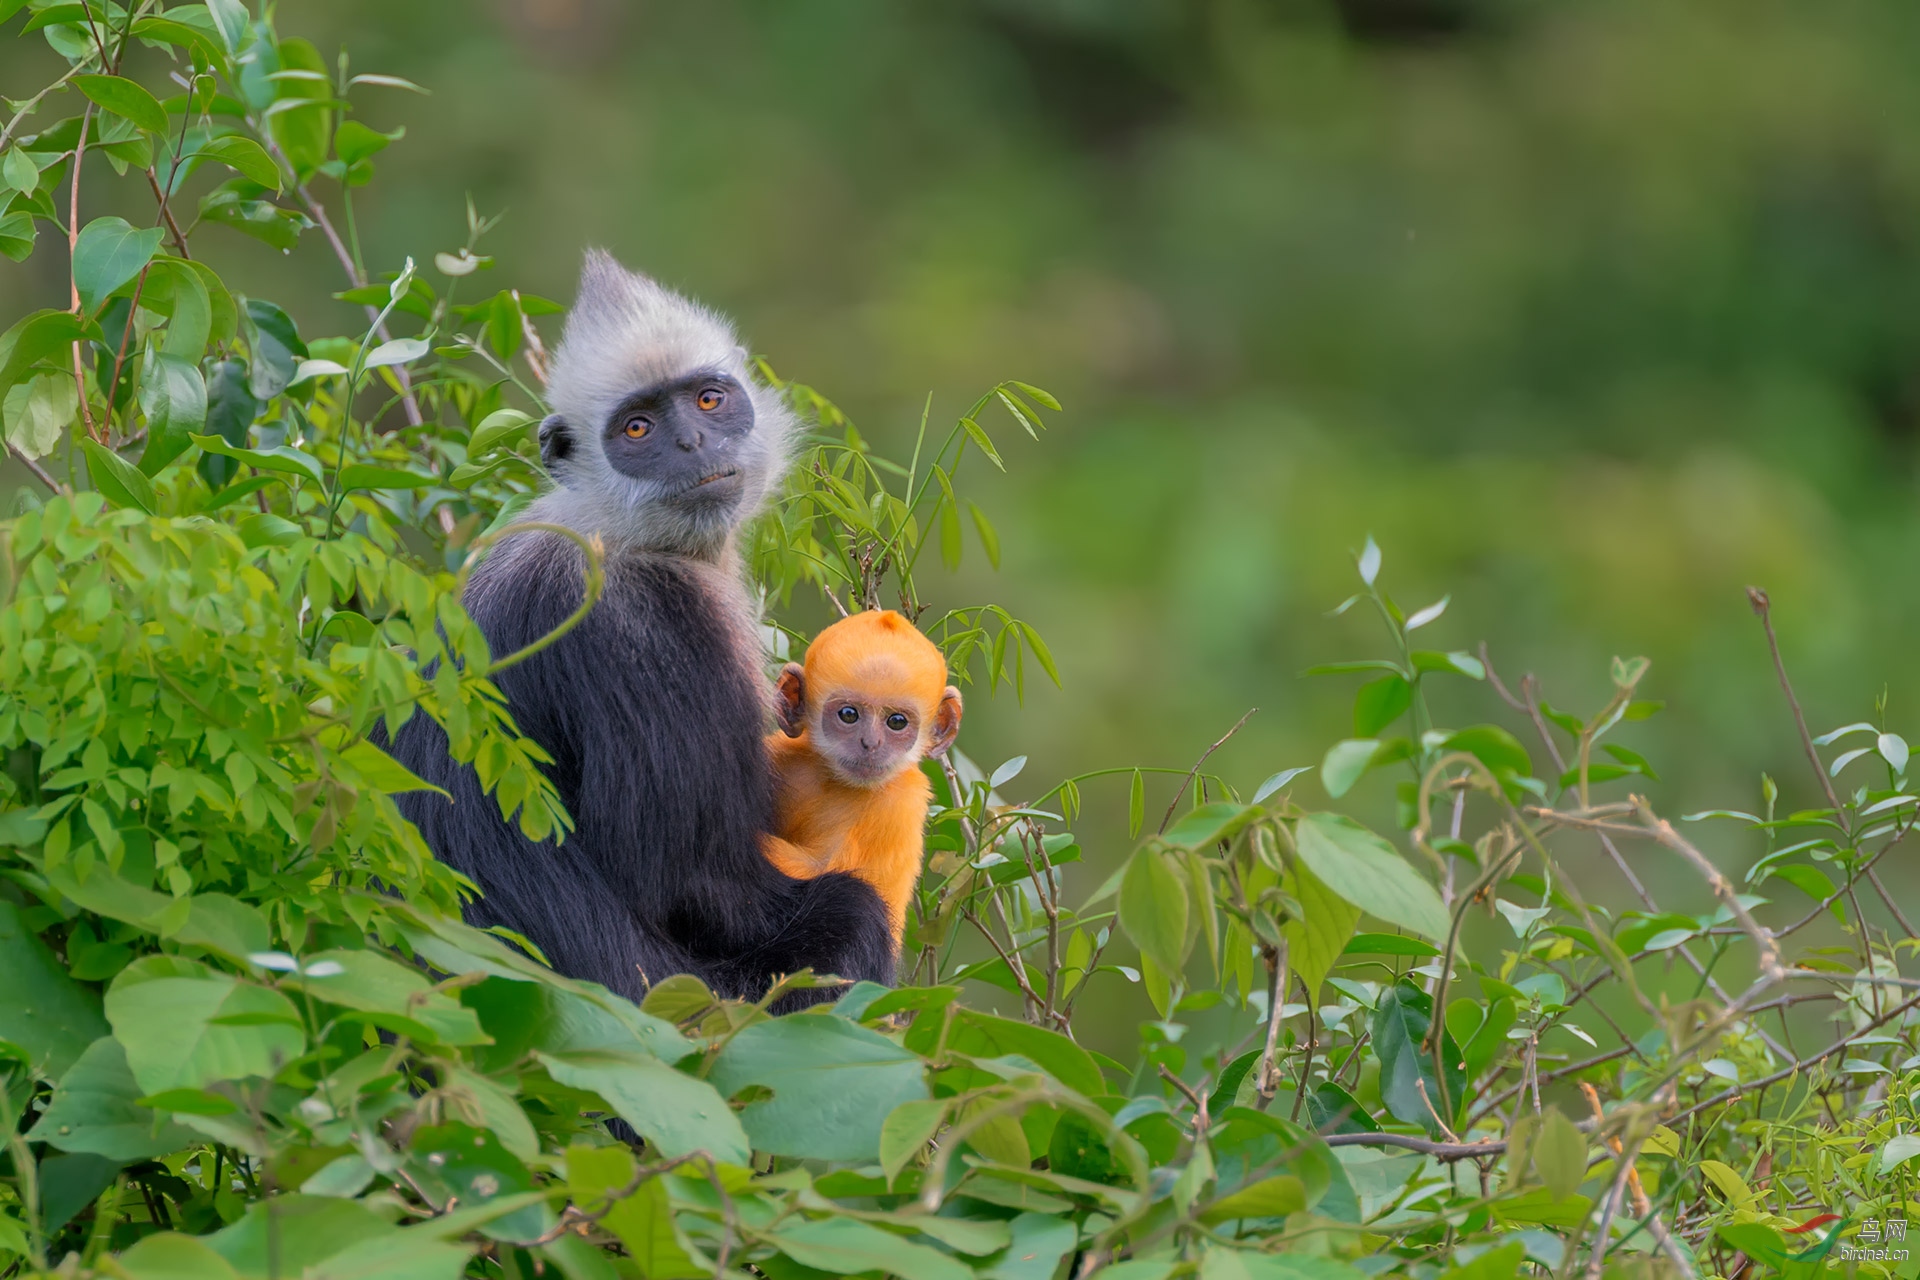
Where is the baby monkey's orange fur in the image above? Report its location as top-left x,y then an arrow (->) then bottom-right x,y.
762,611 -> 962,940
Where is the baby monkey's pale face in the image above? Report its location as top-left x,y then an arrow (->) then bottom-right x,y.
809,685 -> 927,787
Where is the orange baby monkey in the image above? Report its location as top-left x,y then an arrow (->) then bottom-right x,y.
762,611 -> 962,941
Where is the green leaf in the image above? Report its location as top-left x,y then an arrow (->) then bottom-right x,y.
1532,1106 -> 1587,1201
879,1097 -> 949,1182
80,437 -> 157,513
1128,768 -> 1145,838
537,1050 -> 750,1165
3,371 -> 77,460
30,1037 -> 200,1159
1353,676 -> 1412,737
1341,933 -> 1439,957
363,336 -> 429,367
72,216 -> 165,315
113,1232 -> 244,1280
960,416 -> 1005,470
1461,997 -> 1516,1079
73,74 -> 169,135
763,1216 -> 972,1280
197,136 -> 282,191
190,433 -> 324,484
0,309 -> 95,404
467,407 -> 535,456
104,958 -> 306,1094
0,208 -> 35,261
0,899 -> 110,1078
1162,801 -> 1255,850
1119,847 -> 1190,976
269,38 -> 333,176
334,119 -> 402,166
1198,1175 -> 1307,1223
1282,859 -> 1362,1006
337,738 -> 451,797
566,1144 -> 702,1279
338,464 -> 436,490
411,1122 -> 544,1242
199,181 -> 313,250
244,298 -> 306,400
707,1014 -> 929,1161
289,949 -> 487,1046
904,1007 -> 1106,1096
137,353 -> 207,475
1370,981 -> 1465,1131
939,498 -> 963,570
2,145 -> 37,192
1294,813 -> 1449,940
197,358 -> 259,488
1441,725 -> 1533,778
969,498 -> 1001,568
1320,738 -> 1380,798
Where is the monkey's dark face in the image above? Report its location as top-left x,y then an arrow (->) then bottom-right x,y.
595,371 -> 755,509
809,685 -> 927,787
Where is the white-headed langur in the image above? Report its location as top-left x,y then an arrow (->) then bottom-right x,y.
386,251 -> 895,1008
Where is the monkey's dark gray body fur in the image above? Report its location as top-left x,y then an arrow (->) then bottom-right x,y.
387,253 -> 895,1006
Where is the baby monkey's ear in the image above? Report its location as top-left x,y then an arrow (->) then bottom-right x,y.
775,663 -> 808,738
926,686 -> 963,757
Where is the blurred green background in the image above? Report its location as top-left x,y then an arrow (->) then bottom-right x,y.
7,0 -> 1917,1007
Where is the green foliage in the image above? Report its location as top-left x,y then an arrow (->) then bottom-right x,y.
0,6 -> 1917,1280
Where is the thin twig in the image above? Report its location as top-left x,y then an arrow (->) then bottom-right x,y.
1748,587 -> 1846,818
8,445 -> 64,492
1157,706 -> 1256,835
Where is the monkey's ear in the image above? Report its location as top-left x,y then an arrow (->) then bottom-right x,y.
538,414 -> 573,472
775,663 -> 807,738
926,686 -> 963,758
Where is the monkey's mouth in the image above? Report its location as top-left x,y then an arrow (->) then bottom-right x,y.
673,468 -> 740,499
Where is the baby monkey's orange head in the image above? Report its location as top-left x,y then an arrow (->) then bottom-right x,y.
775,611 -> 962,788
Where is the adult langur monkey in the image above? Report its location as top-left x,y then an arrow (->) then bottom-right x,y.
388,251 -> 895,1007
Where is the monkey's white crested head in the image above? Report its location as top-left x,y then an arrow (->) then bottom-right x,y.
531,250 -> 796,560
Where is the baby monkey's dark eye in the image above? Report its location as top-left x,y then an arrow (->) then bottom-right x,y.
886,713 -> 909,732
623,416 -> 650,439
837,706 -> 859,724
697,387 -> 725,411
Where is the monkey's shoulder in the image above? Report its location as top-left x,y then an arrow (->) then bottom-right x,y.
464,533 -> 745,652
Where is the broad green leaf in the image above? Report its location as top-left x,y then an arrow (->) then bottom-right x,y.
707,1014 -> 928,1161
763,1216 -> 972,1280
537,1049 -> 749,1165
1282,859 -> 1361,1005
244,297 -> 306,400
80,437 -> 157,513
364,336 -> 430,367
113,1233 -> 243,1280
73,74 -> 169,134
460,973 -> 690,1065
1441,725 -> 1533,778
138,352 -> 207,475
198,358 -> 259,489
1369,982 -> 1465,1131
1198,1174 -> 1307,1223
0,308 -> 96,404
1119,847 -> 1190,975
566,1144 -> 701,1279
30,1037 -> 199,1159
1353,676 -> 1411,737
72,216 -> 165,315
0,900 -> 109,1078
197,136 -> 282,190
204,1196 -> 431,1279
467,407 -> 535,456
338,738 -> 452,797
0,208 -> 35,261
105,959 -> 306,1093
269,38 -> 333,175
3,371 -> 77,460
903,1007 -> 1106,1096
410,1122 -> 545,1242
1532,1106 -> 1588,1201
1320,738 -> 1379,798
879,1097 -> 949,1182
1440,1242 -> 1525,1280
1162,801 -> 1256,850
190,432 -> 324,484
339,464 -> 435,490
1294,813 -> 1449,940
290,949 -> 488,1046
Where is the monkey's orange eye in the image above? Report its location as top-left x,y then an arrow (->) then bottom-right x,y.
837,706 -> 859,724
886,713 -> 909,731
697,388 -> 725,411
623,416 -> 650,439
